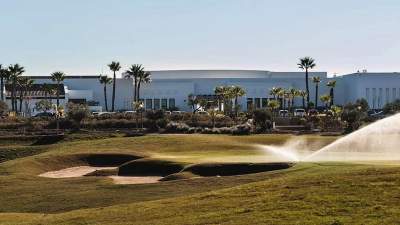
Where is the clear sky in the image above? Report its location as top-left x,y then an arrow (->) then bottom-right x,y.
1,0 -> 399,77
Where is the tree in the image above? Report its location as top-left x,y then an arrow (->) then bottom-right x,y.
187,94 -> 207,114
298,90 -> 307,109
269,87 -> 282,100
42,83 -> 55,102
137,70 -> 151,101
17,76 -> 34,113
320,94 -> 331,110
124,64 -> 144,103
277,89 -> 286,110
230,86 -> 246,117
99,75 -> 112,111
8,64 -> 25,112
50,71 -> 66,108
0,65 -> 10,101
267,100 -> 280,122
35,99 -> 53,113
108,61 -> 121,112
327,80 -> 337,106
288,88 -> 298,112
214,86 -> 226,111
312,76 -> 321,108
298,57 -> 316,109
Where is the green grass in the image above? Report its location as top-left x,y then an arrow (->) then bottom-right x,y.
1,134 -> 399,224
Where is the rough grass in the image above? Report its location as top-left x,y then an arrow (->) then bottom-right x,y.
2,134 -> 399,224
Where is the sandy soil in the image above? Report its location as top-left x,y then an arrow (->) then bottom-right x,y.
39,166 -> 117,178
108,176 -> 162,184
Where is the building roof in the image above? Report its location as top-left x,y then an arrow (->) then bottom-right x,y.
5,84 -> 65,99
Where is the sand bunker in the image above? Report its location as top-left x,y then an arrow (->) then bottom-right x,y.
108,176 -> 162,184
39,166 -> 163,185
39,166 -> 117,178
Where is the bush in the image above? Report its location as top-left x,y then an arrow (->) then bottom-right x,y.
231,123 -> 251,135
67,103 -> 89,129
146,110 -> 166,131
253,109 -> 272,132
0,100 -> 8,115
383,99 -> 400,115
165,122 -> 190,133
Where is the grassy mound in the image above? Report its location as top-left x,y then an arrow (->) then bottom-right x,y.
118,159 -> 185,176
183,162 -> 294,176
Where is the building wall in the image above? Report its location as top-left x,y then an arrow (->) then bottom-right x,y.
15,70 -> 400,113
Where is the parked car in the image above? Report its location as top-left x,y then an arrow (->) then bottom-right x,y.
34,112 -> 55,118
279,110 -> 289,117
172,111 -> 185,115
294,108 -> 306,117
197,111 -> 209,115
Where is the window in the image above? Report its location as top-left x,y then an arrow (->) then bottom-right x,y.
145,99 -> 153,110
385,88 -> 390,104
247,98 -> 253,110
393,88 -> 397,101
262,98 -> 268,108
169,98 -> 175,109
255,98 -> 261,109
378,88 -> 383,108
161,99 -> 168,110
372,88 -> 376,109
154,99 -> 160,110
366,88 -> 370,103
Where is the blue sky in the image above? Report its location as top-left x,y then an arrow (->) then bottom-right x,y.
1,0 -> 399,76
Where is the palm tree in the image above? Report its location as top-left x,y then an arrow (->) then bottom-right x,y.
298,57 -> 316,109
17,77 -> 34,113
289,88 -> 298,112
327,80 -> 337,106
99,75 -> 112,111
320,94 -> 331,110
50,71 -> 66,108
8,64 -> 25,112
230,86 -> 246,117
214,86 -> 225,111
267,100 -> 280,123
269,87 -> 282,100
277,89 -> 285,110
0,65 -> 10,101
137,70 -> 151,102
124,64 -> 144,105
108,61 -> 121,112
42,83 -> 54,102
298,90 -> 307,109
312,76 -> 321,108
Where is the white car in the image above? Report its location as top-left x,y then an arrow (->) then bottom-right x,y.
294,109 -> 306,117
279,110 -> 289,117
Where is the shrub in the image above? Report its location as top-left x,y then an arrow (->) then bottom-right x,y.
67,103 -> 89,129
383,99 -> 400,115
231,123 -> 251,135
146,110 -> 165,131
253,109 -> 272,132
0,101 -> 8,115
165,122 -> 190,133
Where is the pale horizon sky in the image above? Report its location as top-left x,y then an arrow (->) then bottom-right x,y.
1,0 -> 399,77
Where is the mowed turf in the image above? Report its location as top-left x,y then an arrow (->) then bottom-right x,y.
1,134 -> 400,224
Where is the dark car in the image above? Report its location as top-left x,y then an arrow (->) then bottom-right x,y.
34,112 -> 55,118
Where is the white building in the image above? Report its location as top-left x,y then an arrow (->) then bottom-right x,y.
4,70 -> 400,114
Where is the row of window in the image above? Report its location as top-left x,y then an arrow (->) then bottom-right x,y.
247,98 -> 270,109
144,98 -> 176,110
366,88 -> 400,109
